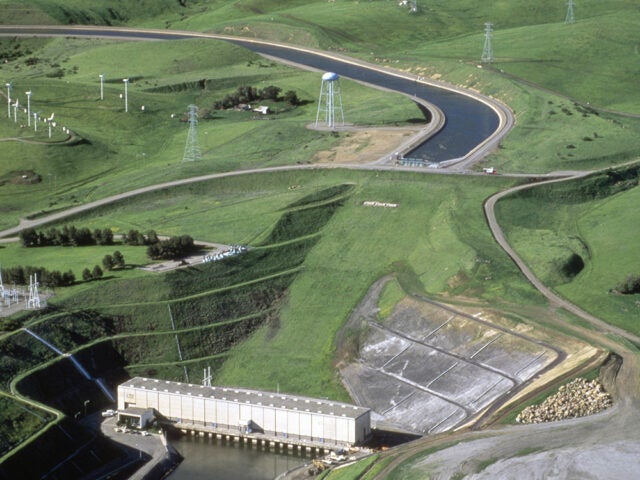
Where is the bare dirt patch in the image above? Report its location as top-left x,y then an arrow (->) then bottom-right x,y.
311,128 -> 419,164
0,169 -> 41,186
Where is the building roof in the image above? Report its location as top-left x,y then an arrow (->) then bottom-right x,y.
119,377 -> 369,420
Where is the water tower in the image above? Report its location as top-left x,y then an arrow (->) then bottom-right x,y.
315,72 -> 344,130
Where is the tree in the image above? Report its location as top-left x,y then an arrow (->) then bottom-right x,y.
46,269 -> 66,287
146,230 -> 159,245
91,265 -> 103,280
74,227 -> 94,246
283,90 -> 300,106
19,228 -> 38,247
112,251 -> 125,269
62,270 -> 75,286
102,255 -> 114,271
102,228 -> 114,245
82,268 -> 93,281
261,85 -> 281,100
57,225 -> 70,245
93,229 -> 104,245
147,235 -> 196,260
44,228 -> 58,245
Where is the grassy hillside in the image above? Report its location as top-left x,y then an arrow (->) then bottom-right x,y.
0,169 -> 534,467
0,36 -> 422,231
0,0 -> 186,25
150,0 -> 640,114
496,165 -> 640,336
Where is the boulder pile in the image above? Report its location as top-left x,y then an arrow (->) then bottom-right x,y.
516,378 -> 612,424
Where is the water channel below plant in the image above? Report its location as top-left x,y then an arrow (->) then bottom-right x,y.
168,435 -> 309,480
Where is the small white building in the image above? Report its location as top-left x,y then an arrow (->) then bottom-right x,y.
118,407 -> 154,429
117,377 -> 371,446
253,105 -> 270,115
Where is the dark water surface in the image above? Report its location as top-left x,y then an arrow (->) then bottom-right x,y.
169,436 -> 309,480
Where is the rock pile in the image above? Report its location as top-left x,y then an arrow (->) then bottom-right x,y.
516,378 -> 612,424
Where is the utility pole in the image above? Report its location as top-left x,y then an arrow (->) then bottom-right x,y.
99,74 -> 105,100
25,90 -> 32,126
122,78 -> 129,112
5,83 -> 10,118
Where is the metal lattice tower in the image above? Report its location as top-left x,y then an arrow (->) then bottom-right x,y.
0,264 -> 5,298
182,104 -> 201,163
27,274 -> 40,309
565,0 -> 575,24
315,72 -> 344,130
482,23 -> 494,63
203,366 -> 212,387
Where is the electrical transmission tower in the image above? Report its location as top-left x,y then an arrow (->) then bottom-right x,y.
182,104 -> 201,163
565,0 -> 575,24
0,264 -> 5,299
203,366 -> 212,387
27,274 -> 40,309
481,23 -> 494,63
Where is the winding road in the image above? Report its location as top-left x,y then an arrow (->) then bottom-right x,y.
1,24 -> 639,479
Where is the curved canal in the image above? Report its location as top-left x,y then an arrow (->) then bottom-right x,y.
226,40 -> 499,162
0,26 -> 500,162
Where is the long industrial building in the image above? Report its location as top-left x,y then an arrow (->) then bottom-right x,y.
117,377 -> 371,446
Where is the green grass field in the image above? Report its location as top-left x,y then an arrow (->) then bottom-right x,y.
0,36 -> 422,231
496,166 -> 640,336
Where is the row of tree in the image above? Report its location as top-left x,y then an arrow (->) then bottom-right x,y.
147,235 -> 197,260
120,230 -> 197,259
0,266 -> 75,288
2,252 -> 127,289
121,229 -> 159,246
213,85 -> 301,110
102,251 -> 126,271
82,266 -> 104,282
20,226 -> 114,247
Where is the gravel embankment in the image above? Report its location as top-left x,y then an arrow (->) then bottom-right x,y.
516,378 -> 612,424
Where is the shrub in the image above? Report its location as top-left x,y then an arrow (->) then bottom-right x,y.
613,274 -> 640,295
